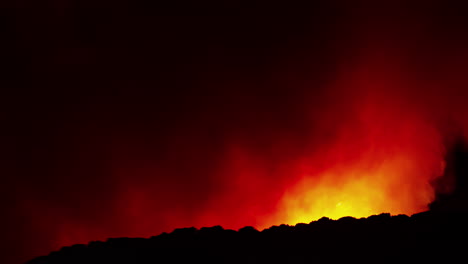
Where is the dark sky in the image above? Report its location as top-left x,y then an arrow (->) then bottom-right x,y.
2,1 -> 468,264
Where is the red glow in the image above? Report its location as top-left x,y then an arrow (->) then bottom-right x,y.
22,47 -> 456,264
267,61 -> 446,225
8,6 -> 468,264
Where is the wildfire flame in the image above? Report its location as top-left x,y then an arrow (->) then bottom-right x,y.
260,61 -> 448,227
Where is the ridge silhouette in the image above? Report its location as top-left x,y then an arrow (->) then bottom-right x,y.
26,212 -> 468,264
27,138 -> 468,264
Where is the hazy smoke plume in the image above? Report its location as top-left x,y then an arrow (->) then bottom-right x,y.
2,1 -> 468,264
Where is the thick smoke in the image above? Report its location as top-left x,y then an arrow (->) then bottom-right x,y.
2,2 -> 468,264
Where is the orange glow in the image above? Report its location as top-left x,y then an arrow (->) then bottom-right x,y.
11,8 -> 468,264
276,156 -> 437,224
260,60 -> 447,227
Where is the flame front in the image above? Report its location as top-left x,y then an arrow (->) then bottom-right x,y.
261,60 -> 447,226
278,157 -> 437,224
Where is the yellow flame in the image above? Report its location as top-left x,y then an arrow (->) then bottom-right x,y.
268,155 -> 437,226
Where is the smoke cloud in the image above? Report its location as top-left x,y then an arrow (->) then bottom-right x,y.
2,1 -> 468,263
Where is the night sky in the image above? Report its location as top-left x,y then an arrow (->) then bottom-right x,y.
2,1 -> 468,263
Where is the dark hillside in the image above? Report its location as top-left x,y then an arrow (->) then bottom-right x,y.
27,211 -> 468,264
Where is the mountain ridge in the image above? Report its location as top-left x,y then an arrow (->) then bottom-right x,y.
27,210 -> 468,264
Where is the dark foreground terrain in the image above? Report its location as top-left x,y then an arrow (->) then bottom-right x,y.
27,211 -> 468,264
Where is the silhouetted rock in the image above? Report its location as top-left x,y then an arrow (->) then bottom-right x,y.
431,137 -> 468,212
26,210 -> 468,264
238,226 -> 259,235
